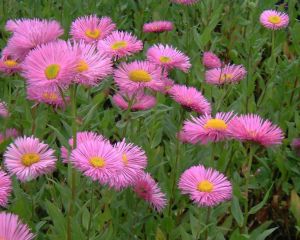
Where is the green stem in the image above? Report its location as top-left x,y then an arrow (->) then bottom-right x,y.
67,84 -> 78,240
210,144 -> 215,168
204,207 -> 211,240
86,183 -> 95,240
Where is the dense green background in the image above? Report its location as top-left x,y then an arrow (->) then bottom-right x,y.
0,0 -> 300,239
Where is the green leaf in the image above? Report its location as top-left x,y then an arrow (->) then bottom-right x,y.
256,227 -> 278,240
48,124 -> 69,148
231,196 -> 244,227
249,184 -> 273,215
290,189 -> 300,226
155,227 -> 166,240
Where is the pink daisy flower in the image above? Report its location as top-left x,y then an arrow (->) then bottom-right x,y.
5,18 -> 64,60
260,10 -> 289,30
133,172 -> 167,212
61,131 -> 106,163
0,212 -> 35,240
4,136 -> 57,182
4,128 -> 20,139
70,15 -> 116,44
0,48 -> 22,75
114,61 -> 164,92
182,112 -> 236,144
172,0 -> 199,5
177,130 -> 189,143
112,91 -> 156,111
22,41 -> 78,88
143,21 -> 174,33
27,84 -> 69,108
291,138 -> 300,157
168,84 -> 211,114
202,51 -> 222,69
70,139 -> 121,184
147,44 -> 191,72
158,78 -> 175,94
70,41 -> 113,86
110,139 -> 147,189
178,165 -> 232,207
205,64 -> 247,85
0,171 -> 12,207
0,101 -> 9,118
228,114 -> 284,147
97,31 -> 143,59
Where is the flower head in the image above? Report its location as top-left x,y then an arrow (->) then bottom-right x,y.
70,15 -> 116,43
22,41 -> 78,88
202,51 -> 222,69
0,48 -> 22,75
133,172 -> 167,212
0,171 -> 12,207
112,91 -> 156,111
70,139 -> 121,184
114,61 -> 164,92
109,139 -> 147,189
178,165 -> 232,207
147,44 -> 191,72
4,136 -> 57,182
97,31 -> 143,59
143,21 -> 173,33
205,64 -> 247,85
70,41 -> 113,86
182,112 -> 236,144
260,10 -> 289,30
0,212 -> 35,240
228,114 -> 284,147
168,84 -> 211,114
5,18 -> 63,60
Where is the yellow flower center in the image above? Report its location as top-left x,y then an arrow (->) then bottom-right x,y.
42,92 -> 58,101
76,60 -> 89,72
268,15 -> 281,24
45,64 -> 60,80
204,119 -> 227,130
220,73 -> 233,82
111,41 -> 128,50
85,29 -> 100,39
197,180 -> 214,192
129,70 -> 152,82
21,153 -> 40,167
4,60 -> 18,67
159,56 -> 172,63
90,156 -> 105,168
122,154 -> 128,165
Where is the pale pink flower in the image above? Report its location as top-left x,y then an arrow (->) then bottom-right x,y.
178,165 -> 232,207
0,171 -> 12,207
147,44 -> 191,72
228,114 -> 284,147
205,64 -> 247,85
0,212 -> 35,240
0,48 -> 22,75
143,21 -> 174,33
202,51 -> 222,69
4,136 -> 57,182
114,61 -> 164,92
97,31 -> 143,59
168,84 -> 211,114
70,15 -> 116,43
260,10 -> 289,30
133,172 -> 167,212
182,112 -> 236,144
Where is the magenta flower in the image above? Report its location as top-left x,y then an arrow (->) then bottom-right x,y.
0,48 -> 22,75
168,84 -> 211,114
182,112 -> 236,144
0,212 -> 35,240
70,15 -> 116,43
112,91 -> 157,111
70,139 -> 121,184
0,171 -> 12,207
205,64 -> 247,85
114,61 -> 164,92
4,136 -> 57,182
202,51 -> 222,69
5,18 -> 63,60
147,44 -> 191,72
97,31 -> 143,59
178,165 -> 232,207
228,114 -> 284,147
22,41 -> 78,88
70,41 -> 113,86
109,139 -> 147,189
260,10 -> 289,30
133,172 -> 167,212
0,101 -> 9,118
143,21 -> 174,33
